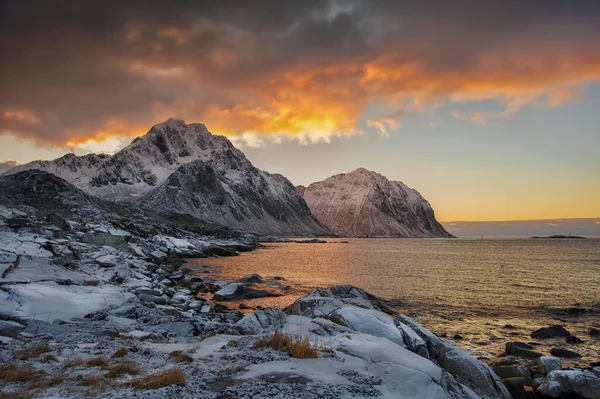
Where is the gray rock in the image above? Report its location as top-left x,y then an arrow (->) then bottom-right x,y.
150,250 -> 167,261
537,356 -> 562,374
95,254 -> 118,267
0,320 -> 26,338
95,321 -> 123,337
550,347 -> 582,358
138,294 -> 167,305
531,325 -> 570,339
213,283 -> 245,300
240,273 -> 263,284
492,365 -> 531,381
537,370 -> 600,398
234,307 -> 287,334
188,301 -> 206,311
285,286 -> 511,399
81,231 -> 131,247
504,341 -> 543,358
23,319 -> 73,337
135,288 -> 162,297
129,246 -> 147,258
148,322 -> 195,337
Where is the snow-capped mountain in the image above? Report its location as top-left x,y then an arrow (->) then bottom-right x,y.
4,119 -> 329,236
298,168 -> 453,237
5,119 -> 233,200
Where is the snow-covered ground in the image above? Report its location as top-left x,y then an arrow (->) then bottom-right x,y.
0,204 -> 598,398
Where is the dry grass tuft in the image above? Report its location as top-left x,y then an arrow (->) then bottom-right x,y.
289,335 -> 318,359
0,364 -> 44,383
26,374 -> 64,390
252,330 -> 318,359
85,357 -> 109,368
129,369 -> 185,390
111,348 -> 128,359
77,376 -> 107,397
105,361 -> 140,378
13,344 -> 51,360
2,255 -> 21,279
168,351 -> 193,363
77,375 -> 103,387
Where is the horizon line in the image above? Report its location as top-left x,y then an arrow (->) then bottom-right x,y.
441,217 -> 600,223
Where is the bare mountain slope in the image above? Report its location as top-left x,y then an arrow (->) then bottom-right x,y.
4,119 -> 329,236
299,168 -> 452,237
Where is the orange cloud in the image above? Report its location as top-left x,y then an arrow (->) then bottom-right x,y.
4,45 -> 600,146
3,110 -> 40,125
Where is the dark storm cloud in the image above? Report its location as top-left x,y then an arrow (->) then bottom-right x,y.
1,0 -> 600,144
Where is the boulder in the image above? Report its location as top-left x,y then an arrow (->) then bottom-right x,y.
188,301 -> 205,311
536,356 -> 561,375
537,370 -> 600,398
504,342 -> 543,358
328,306 -> 406,347
285,286 -> 511,399
148,322 -> 195,337
138,294 -> 167,305
0,320 -> 26,338
205,245 -> 238,257
213,283 -> 280,301
550,347 -> 582,358
531,325 -> 570,339
149,250 -> 167,261
23,319 -> 73,337
492,365 -> 531,381
135,288 -> 162,297
213,283 -> 245,300
566,335 -> 584,344
95,254 -> 118,268
81,230 -> 131,248
234,307 -> 287,335
240,273 -> 263,284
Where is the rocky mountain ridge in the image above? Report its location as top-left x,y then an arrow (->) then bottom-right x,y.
299,168 -> 452,237
4,119 -> 329,236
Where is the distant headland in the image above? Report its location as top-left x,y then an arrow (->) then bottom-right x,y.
530,235 -> 586,239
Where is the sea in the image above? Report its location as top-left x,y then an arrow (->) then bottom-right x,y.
190,238 -> 600,366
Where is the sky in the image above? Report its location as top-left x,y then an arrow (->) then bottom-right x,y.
1,0 -> 599,222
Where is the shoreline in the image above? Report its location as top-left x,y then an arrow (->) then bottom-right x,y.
194,241 -> 600,370
1,205 -> 599,397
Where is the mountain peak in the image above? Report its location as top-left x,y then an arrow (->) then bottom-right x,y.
156,117 -> 186,127
301,169 -> 452,237
149,118 -> 208,133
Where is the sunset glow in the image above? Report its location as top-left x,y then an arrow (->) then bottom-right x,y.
1,0 -> 599,221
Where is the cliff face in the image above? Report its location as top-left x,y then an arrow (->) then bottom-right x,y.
300,168 -> 453,237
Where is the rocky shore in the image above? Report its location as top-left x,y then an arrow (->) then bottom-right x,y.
1,205 -> 599,398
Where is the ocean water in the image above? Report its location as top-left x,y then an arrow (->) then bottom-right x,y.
192,238 -> 600,365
